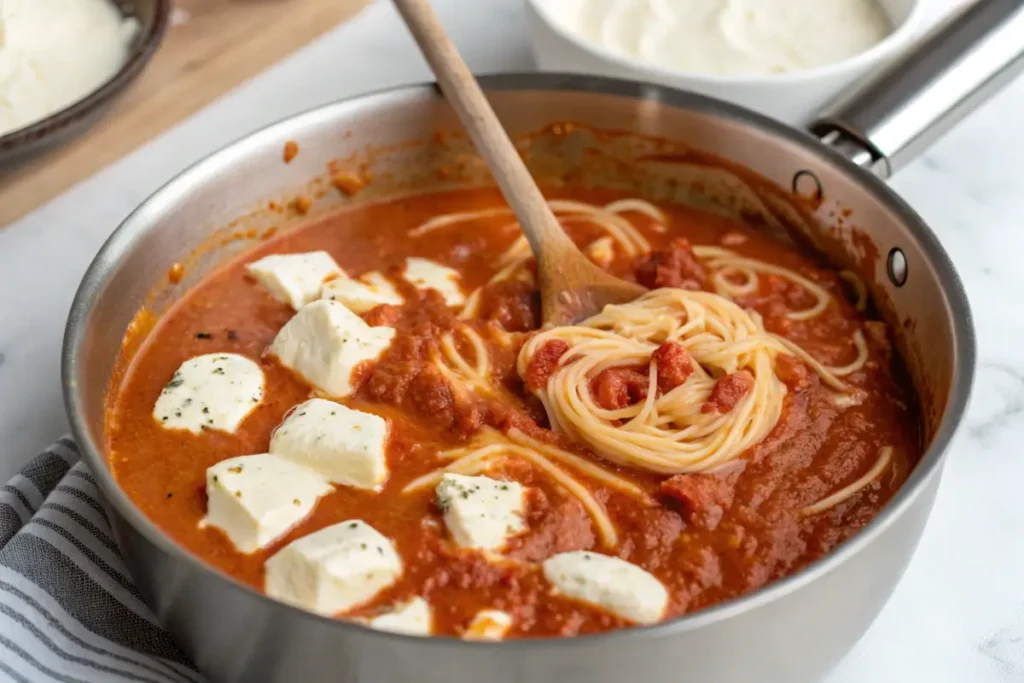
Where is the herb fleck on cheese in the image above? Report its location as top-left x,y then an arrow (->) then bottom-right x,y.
435,473 -> 526,551
153,353 -> 265,434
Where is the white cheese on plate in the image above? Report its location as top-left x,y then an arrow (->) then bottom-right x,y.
436,473 -> 526,551
270,398 -> 389,490
363,597 -> 432,636
403,257 -> 465,307
463,609 -> 513,641
542,551 -> 668,625
153,353 -> 264,434
321,271 -> 403,314
268,299 -> 395,398
247,251 -> 343,310
204,454 -> 332,554
265,520 -> 402,616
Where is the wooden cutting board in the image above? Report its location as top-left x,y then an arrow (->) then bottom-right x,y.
0,0 -> 371,228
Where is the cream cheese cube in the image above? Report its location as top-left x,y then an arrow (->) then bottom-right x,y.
153,353 -> 264,434
268,299 -> 395,398
463,609 -> 513,641
204,454 -> 332,553
247,251 -> 343,310
403,257 -> 465,307
270,398 -> 389,490
436,473 -> 526,551
586,237 -> 615,269
542,551 -> 668,625
265,520 -> 402,616
321,271 -> 403,314
364,597 -> 432,636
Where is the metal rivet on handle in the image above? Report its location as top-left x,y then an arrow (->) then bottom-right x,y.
791,170 -> 824,202
887,248 -> 908,287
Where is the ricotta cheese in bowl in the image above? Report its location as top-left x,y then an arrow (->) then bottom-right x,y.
547,0 -> 893,77
0,0 -> 140,137
526,0 -> 921,123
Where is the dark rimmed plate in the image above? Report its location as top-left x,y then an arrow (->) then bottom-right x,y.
0,0 -> 171,167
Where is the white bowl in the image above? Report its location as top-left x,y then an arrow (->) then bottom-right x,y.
524,0 -> 926,126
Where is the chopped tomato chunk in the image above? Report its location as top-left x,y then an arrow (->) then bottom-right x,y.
653,341 -> 693,392
774,354 -> 812,391
635,237 -> 708,290
525,340 -> 570,390
702,371 -> 754,413
478,280 -> 539,333
591,368 -> 649,410
660,473 -> 731,530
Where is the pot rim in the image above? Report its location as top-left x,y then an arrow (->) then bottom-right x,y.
62,72 -> 976,650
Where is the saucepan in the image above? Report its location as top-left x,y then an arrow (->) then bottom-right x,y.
62,2 -> 1024,682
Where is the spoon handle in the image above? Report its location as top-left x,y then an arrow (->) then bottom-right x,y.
391,0 -> 575,260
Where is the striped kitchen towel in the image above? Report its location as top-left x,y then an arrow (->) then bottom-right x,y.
0,438 -> 203,683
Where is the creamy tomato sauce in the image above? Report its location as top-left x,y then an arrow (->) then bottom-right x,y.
106,187 -> 920,637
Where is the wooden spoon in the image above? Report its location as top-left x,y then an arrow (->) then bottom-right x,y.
392,0 -> 646,326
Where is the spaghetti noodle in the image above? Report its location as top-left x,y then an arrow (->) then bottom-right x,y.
415,197 -> 891,522
802,447 -> 893,516
518,288 -> 872,475
519,289 -> 783,474
411,199 -> 659,321
693,245 -> 832,322
403,428 -> 651,547
433,324 -> 493,396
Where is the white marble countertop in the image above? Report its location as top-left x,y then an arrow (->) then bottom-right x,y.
1,0 -> 1021,680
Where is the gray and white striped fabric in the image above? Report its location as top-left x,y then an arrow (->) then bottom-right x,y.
0,438 -> 204,683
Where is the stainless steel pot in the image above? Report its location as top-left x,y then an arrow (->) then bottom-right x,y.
62,3 -> 1024,682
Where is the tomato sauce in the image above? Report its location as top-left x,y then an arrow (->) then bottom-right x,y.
106,187 -> 920,637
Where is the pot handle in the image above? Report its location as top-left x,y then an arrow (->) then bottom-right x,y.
810,0 -> 1024,178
